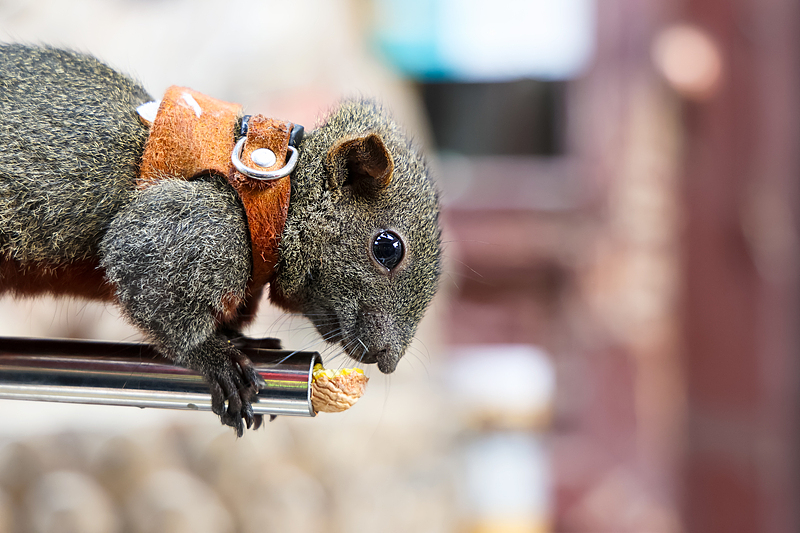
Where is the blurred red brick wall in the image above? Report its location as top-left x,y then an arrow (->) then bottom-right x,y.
443,0 -> 800,531
681,0 -> 800,532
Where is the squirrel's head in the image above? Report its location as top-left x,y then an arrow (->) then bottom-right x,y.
272,100 -> 441,373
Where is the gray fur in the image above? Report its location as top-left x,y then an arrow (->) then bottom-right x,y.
99,176 -> 252,356
0,44 -> 442,434
274,100 -> 442,373
0,44 -> 150,264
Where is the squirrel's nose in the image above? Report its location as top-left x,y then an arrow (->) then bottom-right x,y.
353,307 -> 400,372
375,348 -> 398,374
356,346 -> 398,373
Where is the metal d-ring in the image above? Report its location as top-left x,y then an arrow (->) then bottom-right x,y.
231,137 -> 299,181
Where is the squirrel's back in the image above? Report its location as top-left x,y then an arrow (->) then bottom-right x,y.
0,44 -> 151,271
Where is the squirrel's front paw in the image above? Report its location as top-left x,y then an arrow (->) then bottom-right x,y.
205,346 -> 265,436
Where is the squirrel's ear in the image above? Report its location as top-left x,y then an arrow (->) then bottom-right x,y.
325,133 -> 394,195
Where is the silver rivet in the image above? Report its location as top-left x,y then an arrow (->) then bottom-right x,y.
250,148 -> 277,168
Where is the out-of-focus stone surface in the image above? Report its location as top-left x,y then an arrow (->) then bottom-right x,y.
25,470 -> 120,533
0,404 -> 462,532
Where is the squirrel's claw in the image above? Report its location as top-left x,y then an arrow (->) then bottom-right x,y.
207,348 -> 264,437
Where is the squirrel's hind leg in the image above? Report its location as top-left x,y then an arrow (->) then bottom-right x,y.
100,175 -> 262,435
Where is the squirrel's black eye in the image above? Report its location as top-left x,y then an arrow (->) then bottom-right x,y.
372,231 -> 404,270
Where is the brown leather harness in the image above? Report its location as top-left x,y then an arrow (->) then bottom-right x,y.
136,86 -> 301,297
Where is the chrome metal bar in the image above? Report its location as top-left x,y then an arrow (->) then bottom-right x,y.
0,337 -> 319,417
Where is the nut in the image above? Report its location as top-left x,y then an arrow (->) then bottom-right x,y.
310,364 -> 368,413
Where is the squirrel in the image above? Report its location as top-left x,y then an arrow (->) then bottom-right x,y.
0,44 -> 442,435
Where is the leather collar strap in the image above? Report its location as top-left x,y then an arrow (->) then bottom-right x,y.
137,86 -> 295,292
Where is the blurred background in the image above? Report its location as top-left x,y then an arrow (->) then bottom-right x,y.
0,0 -> 798,531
